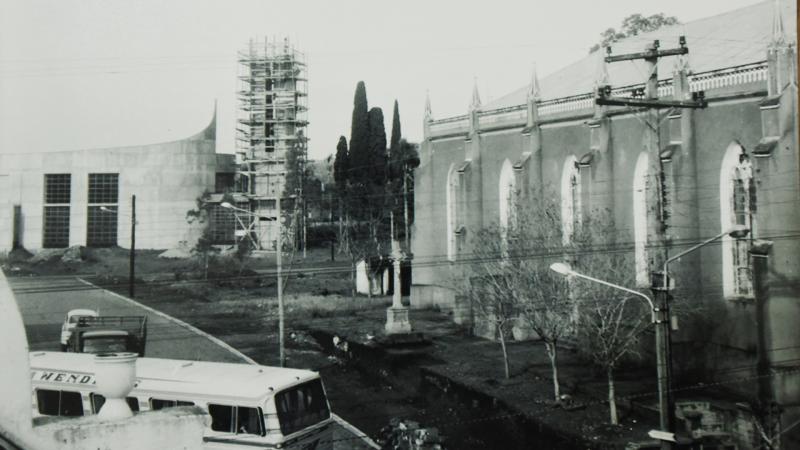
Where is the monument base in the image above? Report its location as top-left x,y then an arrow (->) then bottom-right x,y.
385,307 -> 412,334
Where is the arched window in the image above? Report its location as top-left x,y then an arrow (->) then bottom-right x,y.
719,142 -> 755,298
561,156 -> 581,246
633,152 -> 649,287
498,159 -> 516,231
446,164 -> 458,261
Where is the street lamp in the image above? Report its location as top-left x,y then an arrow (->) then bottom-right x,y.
549,262 -> 672,443
650,224 -> 750,444
661,224 -> 749,290
549,262 -> 656,321
220,201 -> 286,368
100,194 -> 136,298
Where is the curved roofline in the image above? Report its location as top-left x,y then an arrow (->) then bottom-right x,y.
29,102 -> 217,154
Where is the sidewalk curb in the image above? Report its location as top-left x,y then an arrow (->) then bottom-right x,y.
76,277 -> 256,364
76,278 -> 380,449
331,415 -> 381,449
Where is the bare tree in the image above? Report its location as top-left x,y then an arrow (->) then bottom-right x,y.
462,234 -> 516,379
572,247 -> 651,425
460,194 -> 576,395
516,267 -> 573,402
508,202 -> 575,402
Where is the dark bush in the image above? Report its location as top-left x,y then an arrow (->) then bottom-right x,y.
306,223 -> 338,247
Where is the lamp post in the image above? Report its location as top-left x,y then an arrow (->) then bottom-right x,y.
652,224 -> 750,442
221,201 -> 285,367
100,194 -> 135,298
549,262 -> 670,443
550,224 -> 750,448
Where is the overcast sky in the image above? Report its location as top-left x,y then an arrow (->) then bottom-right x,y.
0,0 -> 763,160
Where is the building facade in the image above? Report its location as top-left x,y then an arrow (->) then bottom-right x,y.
412,0 -> 798,446
0,109 -> 225,252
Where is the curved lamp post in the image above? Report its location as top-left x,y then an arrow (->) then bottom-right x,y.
650,224 -> 750,446
548,262 -> 669,441
661,224 -> 749,290
549,262 -> 656,322
550,224 -> 751,448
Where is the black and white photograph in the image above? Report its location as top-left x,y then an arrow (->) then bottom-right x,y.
0,1 -> 797,448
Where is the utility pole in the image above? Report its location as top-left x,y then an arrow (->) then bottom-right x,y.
403,171 -> 410,249
129,194 -> 136,298
277,195 -> 285,368
598,37 -> 707,450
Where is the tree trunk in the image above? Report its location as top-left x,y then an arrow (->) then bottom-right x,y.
608,367 -> 618,425
498,323 -> 510,379
350,261 -> 357,300
204,253 -> 209,280
338,201 -> 344,254
366,267 -> 372,299
302,191 -> 307,259
544,341 -> 561,402
403,174 -> 410,249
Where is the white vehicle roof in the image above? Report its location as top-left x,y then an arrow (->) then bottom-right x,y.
30,351 -> 319,403
67,309 -> 98,318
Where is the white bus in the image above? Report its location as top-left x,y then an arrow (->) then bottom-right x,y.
29,351 -> 334,450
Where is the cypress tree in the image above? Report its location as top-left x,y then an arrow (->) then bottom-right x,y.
367,107 -> 387,187
333,136 -> 349,192
349,81 -> 369,185
389,100 -> 401,154
333,135 -> 350,249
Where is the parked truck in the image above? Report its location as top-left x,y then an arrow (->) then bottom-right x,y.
63,315 -> 148,357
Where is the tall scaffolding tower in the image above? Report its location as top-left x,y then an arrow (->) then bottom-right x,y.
236,37 -> 308,249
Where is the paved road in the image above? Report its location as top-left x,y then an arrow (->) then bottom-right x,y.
11,276 -> 246,362
9,275 -> 377,450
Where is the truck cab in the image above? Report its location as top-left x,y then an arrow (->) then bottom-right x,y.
63,315 -> 148,357
60,309 -> 99,351
78,330 -> 134,353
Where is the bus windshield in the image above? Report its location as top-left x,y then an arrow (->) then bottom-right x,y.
81,337 -> 129,353
274,379 -> 330,436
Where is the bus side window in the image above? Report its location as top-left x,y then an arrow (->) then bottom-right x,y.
91,394 -> 140,413
237,407 -> 263,436
208,404 -> 234,433
36,390 -> 60,415
128,397 -> 141,411
150,398 -> 194,410
208,404 -> 263,436
36,389 -> 84,417
150,398 -> 175,410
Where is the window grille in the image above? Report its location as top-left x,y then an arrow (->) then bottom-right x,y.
729,153 -> 755,298
569,170 -> 582,239
43,174 -> 71,248
87,206 -> 118,247
43,206 -> 71,248
87,173 -> 119,247
44,174 -> 71,204
446,167 -> 459,261
88,173 -> 119,204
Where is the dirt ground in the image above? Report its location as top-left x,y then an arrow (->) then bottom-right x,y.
3,246 -> 662,449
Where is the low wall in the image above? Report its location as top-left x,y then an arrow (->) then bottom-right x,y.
410,284 -> 455,310
34,407 -> 209,450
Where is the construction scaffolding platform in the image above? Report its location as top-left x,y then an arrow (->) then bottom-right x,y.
235,37 -> 308,250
